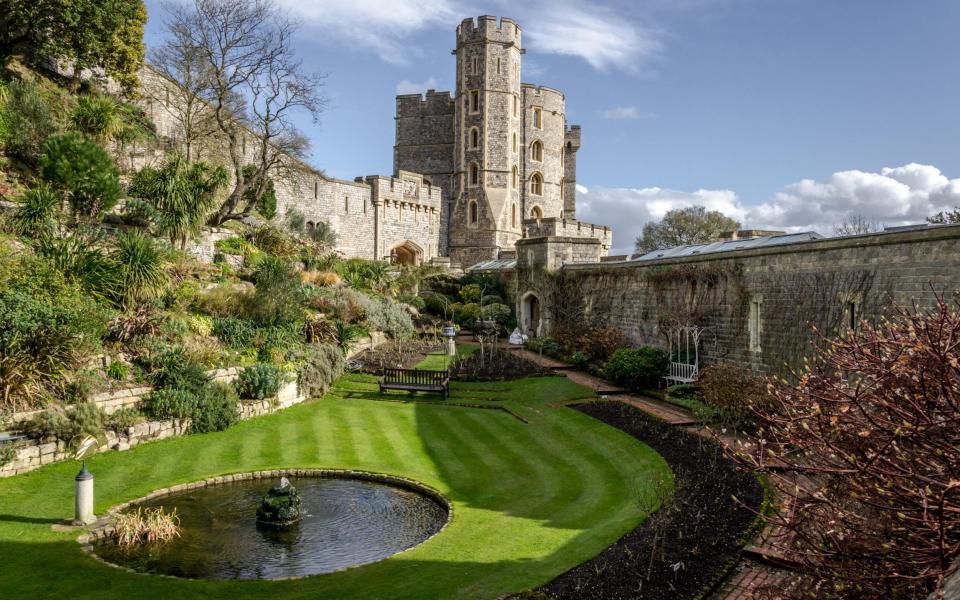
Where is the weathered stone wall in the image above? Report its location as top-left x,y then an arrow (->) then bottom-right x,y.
562,126 -> 580,219
135,68 -> 442,263
0,334 -> 388,477
521,84 -> 565,220
521,217 -> 612,253
393,15 -> 607,267
516,226 -> 960,374
394,91 -> 456,256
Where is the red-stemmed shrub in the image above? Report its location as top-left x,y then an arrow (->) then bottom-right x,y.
736,295 -> 960,598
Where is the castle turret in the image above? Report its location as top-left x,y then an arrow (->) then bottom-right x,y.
563,125 -> 581,219
446,16 -> 525,267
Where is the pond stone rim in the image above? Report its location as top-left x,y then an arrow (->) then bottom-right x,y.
77,468 -> 454,581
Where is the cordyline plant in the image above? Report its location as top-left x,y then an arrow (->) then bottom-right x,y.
733,293 -> 959,598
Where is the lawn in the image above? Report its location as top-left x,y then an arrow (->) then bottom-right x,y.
0,369 -> 670,599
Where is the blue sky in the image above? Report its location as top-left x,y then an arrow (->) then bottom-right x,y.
142,0 -> 960,253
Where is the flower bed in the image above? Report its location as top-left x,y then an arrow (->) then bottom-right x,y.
535,401 -> 765,599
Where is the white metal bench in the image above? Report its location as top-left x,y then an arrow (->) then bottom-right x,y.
664,361 -> 698,386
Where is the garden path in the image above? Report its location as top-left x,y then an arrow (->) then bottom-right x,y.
504,344 -> 800,598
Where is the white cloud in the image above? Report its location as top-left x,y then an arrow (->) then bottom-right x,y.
276,0 -> 460,65
276,0 -> 662,72
522,2 -> 662,71
601,106 -> 656,120
578,163 -> 960,255
396,77 -> 440,95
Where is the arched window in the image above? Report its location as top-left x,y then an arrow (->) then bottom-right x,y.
469,90 -> 480,112
530,172 -> 543,196
530,205 -> 543,219
469,162 -> 480,186
531,140 -> 543,162
533,107 -> 542,128
513,95 -> 518,117
512,132 -> 517,152
512,203 -> 517,228
344,196 -> 349,212
468,200 -> 479,225
511,165 -> 519,189
469,127 -> 480,149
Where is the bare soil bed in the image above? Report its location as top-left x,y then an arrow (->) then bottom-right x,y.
535,401 -> 764,600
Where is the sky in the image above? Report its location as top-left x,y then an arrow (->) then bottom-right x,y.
142,0 -> 960,254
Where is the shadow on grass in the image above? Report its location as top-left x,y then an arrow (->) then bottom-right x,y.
0,513 -> 62,524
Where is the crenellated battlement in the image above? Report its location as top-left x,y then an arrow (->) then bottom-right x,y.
457,15 -> 522,47
395,90 -> 455,119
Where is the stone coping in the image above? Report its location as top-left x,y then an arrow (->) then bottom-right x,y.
78,468 -> 453,581
561,223 -> 960,271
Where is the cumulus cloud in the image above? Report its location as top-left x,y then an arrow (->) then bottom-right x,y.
396,77 -> 440,95
578,163 -> 960,255
601,106 -> 656,120
275,0 -> 662,71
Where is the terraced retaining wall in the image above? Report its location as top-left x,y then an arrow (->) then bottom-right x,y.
0,334 -> 387,477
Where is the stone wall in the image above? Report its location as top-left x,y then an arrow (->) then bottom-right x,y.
0,334 -> 388,477
521,217 -> 612,253
136,67 -> 443,263
515,225 -> 960,374
393,15 -> 600,268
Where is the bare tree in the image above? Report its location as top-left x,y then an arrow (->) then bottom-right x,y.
148,10 -> 218,163
161,0 -> 327,225
833,214 -> 881,237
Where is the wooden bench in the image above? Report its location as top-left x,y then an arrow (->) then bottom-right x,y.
379,368 -> 450,400
664,361 -> 698,386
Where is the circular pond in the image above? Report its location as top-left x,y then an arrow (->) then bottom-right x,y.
93,474 -> 449,580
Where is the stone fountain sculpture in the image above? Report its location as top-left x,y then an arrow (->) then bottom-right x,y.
256,477 -> 302,527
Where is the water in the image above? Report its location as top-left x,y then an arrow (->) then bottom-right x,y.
94,477 -> 448,580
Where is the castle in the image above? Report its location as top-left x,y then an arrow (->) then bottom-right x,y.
138,15 -> 611,267
394,15 -> 610,267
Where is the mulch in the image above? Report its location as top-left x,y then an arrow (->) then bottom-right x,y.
533,401 -> 764,600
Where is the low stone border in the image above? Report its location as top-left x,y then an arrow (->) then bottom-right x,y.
78,468 -> 453,581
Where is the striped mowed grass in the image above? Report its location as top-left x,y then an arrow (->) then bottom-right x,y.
0,356 -> 669,599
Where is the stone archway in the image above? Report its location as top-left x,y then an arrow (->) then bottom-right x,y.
390,240 -> 424,266
520,292 -> 542,337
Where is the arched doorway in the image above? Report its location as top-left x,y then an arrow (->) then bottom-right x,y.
520,292 -> 542,337
390,240 -> 423,265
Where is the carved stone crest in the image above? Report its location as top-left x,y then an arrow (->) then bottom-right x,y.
403,179 -> 419,198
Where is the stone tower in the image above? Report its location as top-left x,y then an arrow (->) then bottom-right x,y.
394,15 -> 604,267
445,16 -> 524,267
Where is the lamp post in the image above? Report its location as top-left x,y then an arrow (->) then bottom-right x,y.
73,436 -> 100,526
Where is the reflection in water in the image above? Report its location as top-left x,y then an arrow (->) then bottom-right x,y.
94,477 -> 448,580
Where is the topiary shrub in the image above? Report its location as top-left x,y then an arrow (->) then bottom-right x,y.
235,363 -> 283,400
191,381 -> 240,433
145,388 -> 199,420
604,347 -> 669,390
297,344 -> 345,399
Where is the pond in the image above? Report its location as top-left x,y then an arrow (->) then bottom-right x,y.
93,475 -> 449,580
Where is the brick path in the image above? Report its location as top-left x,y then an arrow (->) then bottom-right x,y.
714,559 -> 794,599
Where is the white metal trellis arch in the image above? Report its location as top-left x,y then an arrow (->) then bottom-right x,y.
665,326 -> 710,385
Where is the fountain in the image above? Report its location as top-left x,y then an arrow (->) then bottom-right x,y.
256,477 -> 302,528
92,472 -> 449,580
